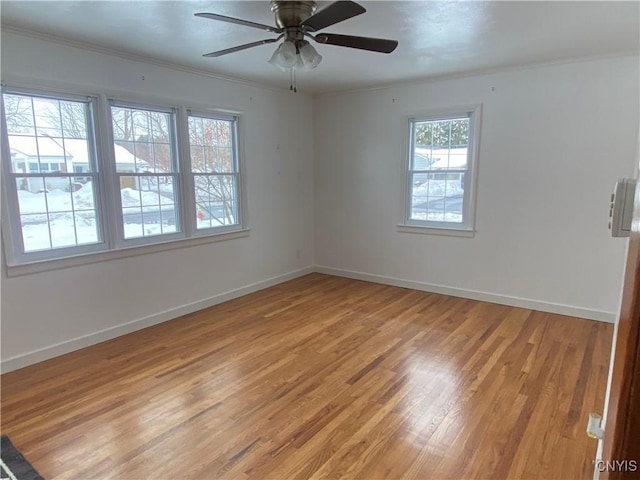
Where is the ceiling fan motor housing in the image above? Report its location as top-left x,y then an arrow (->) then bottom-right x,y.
271,1 -> 317,42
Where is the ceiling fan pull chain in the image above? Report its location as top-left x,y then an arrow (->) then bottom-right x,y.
289,67 -> 297,93
293,67 -> 297,93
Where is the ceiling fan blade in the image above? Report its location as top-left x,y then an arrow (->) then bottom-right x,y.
314,33 -> 398,53
203,38 -> 280,58
301,1 -> 366,32
195,12 -> 281,33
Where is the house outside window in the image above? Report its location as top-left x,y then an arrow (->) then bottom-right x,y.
402,105 -> 481,236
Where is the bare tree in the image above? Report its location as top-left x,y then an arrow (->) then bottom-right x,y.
3,94 -> 33,134
111,107 -> 171,171
41,101 -> 87,138
111,107 -> 133,143
4,95 -> 88,138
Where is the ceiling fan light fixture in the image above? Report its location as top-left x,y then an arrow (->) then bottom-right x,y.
274,39 -> 297,68
268,44 -> 288,71
299,42 -> 322,70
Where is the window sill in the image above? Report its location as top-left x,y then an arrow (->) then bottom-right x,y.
5,228 -> 251,277
397,224 -> 475,238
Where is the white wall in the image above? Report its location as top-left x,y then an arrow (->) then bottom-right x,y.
314,56 -> 639,320
0,32 -> 315,371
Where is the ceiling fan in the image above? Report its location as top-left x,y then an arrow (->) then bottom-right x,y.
195,1 -> 398,73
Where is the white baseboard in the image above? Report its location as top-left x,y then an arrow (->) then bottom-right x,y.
315,266 -> 617,324
0,266 -> 315,373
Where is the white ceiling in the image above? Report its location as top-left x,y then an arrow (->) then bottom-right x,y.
1,1 -> 638,93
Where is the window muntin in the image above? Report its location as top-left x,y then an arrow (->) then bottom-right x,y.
3,92 -> 102,253
406,110 -> 478,230
187,113 -> 240,230
110,103 -> 180,240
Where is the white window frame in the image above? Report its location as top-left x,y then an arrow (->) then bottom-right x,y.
1,86 -> 109,264
186,110 -> 243,237
107,99 -> 185,247
399,105 -> 481,237
1,84 -> 248,275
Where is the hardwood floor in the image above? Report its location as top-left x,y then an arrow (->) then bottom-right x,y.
1,273 -> 613,479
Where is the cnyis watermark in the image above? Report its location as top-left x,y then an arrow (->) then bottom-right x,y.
594,459 -> 638,472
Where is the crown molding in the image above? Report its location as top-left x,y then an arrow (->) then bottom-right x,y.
0,23 -> 294,95
315,51 -> 640,97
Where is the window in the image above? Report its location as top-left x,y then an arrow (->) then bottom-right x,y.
1,86 -> 246,269
187,112 -> 240,231
2,91 -> 103,256
404,106 -> 480,233
110,102 -> 180,240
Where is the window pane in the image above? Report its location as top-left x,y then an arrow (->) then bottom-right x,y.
188,114 -> 240,231
443,191 -> 464,220
425,197 -> 446,222
410,172 -> 465,224
7,135 -> 93,175
446,150 -> 468,170
131,109 -> 151,139
415,148 -> 468,171
188,116 -> 235,173
150,142 -> 171,173
415,118 -> 469,148
111,107 -> 133,141
120,175 -> 178,239
412,152 -> 433,171
33,97 -> 61,137
3,94 -> 35,135
414,117 -> 469,170
194,175 -> 238,229
4,94 -> 89,139
74,211 -> 99,245
410,116 -> 470,226
111,106 -> 175,173
188,116 -> 204,145
3,91 -> 101,254
110,103 -> 180,241
15,176 -> 100,252
45,177 -> 73,212
20,215 -> 52,251
114,141 -> 145,173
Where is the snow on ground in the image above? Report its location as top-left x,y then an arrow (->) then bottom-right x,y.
18,182 -> 179,252
410,179 -> 464,223
410,179 -> 464,200
120,187 -> 174,208
409,211 -> 464,223
17,182 -> 228,252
